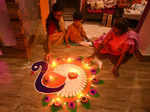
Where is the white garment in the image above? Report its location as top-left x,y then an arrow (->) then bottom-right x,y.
79,41 -> 93,47
96,0 -> 104,9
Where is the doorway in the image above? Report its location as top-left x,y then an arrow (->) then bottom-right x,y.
57,0 -> 81,11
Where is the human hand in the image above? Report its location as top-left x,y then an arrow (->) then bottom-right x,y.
85,37 -> 91,42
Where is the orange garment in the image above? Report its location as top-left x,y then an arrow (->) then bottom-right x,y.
40,0 -> 49,33
94,29 -> 139,56
65,23 -> 87,44
47,17 -> 65,46
101,32 -> 128,55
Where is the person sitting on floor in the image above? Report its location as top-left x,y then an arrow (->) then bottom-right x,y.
46,3 -> 65,53
65,11 -> 90,47
88,18 -> 141,77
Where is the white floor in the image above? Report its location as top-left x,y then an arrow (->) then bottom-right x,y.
64,21 -> 111,39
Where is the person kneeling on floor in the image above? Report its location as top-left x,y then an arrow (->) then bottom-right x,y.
88,18 -> 141,77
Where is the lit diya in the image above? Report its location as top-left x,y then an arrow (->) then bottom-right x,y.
42,71 -> 66,88
68,72 -> 78,80
32,56 -> 103,112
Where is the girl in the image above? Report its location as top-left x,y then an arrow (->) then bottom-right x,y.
89,18 -> 141,77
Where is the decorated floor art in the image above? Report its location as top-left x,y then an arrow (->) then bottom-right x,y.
31,56 -> 104,112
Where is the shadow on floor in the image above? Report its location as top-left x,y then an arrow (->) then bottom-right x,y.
0,46 -> 26,58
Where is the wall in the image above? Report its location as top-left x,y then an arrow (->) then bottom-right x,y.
0,0 -> 16,46
139,1 -> 150,55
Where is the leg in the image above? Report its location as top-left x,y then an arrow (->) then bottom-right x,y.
110,43 -> 135,77
87,45 -> 108,69
87,45 -> 99,59
42,35 -> 49,55
110,52 -> 133,77
24,37 -> 31,61
45,37 -> 52,61
88,43 -> 108,59
110,55 -> 121,77
134,49 -> 144,61
106,14 -> 112,27
24,35 -> 35,61
102,13 -> 108,26
43,42 -> 49,61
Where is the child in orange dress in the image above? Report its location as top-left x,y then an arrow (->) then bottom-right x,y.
65,12 -> 91,47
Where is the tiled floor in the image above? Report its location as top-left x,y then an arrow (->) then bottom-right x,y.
0,21 -> 150,112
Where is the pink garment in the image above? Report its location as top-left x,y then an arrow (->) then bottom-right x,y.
94,29 -> 139,55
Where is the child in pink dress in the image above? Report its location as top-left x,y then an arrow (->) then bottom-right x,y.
89,18 -> 141,77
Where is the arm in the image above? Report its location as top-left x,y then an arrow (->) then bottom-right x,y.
65,27 -> 71,46
59,17 -> 66,33
47,21 -> 56,52
112,51 -> 126,77
102,30 -> 113,45
115,52 -> 126,68
115,43 -> 130,68
79,24 -> 90,41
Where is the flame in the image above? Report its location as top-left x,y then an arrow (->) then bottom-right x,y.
83,63 -> 91,69
51,60 -> 57,67
67,57 -> 73,63
77,92 -> 84,98
49,75 -> 55,81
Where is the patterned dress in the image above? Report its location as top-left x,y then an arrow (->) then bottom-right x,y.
94,29 -> 139,55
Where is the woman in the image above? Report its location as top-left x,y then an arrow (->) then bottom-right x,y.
46,3 -> 65,53
89,18 -> 141,77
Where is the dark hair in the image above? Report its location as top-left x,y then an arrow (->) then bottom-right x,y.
113,18 -> 129,35
46,3 -> 63,33
52,3 -> 63,12
73,11 -> 83,20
